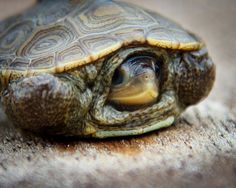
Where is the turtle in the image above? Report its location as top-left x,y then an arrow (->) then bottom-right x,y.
0,0 -> 215,138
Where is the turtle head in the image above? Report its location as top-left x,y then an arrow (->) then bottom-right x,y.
173,48 -> 216,107
107,55 -> 161,111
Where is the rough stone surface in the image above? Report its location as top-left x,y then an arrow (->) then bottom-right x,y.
0,0 -> 236,187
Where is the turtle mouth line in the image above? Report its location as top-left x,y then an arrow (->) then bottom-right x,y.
108,72 -> 160,111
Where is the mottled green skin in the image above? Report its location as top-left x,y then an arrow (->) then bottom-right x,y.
0,0 -> 215,138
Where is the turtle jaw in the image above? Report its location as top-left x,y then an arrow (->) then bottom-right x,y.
89,91 -> 181,138
107,72 -> 159,111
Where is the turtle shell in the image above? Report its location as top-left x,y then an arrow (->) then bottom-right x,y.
0,0 -> 203,83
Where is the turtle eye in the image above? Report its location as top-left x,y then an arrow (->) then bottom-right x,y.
111,68 -> 125,86
108,55 -> 161,111
111,55 -> 158,85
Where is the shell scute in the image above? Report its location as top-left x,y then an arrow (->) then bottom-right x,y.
17,21 -> 79,59
81,35 -> 122,60
112,27 -> 146,45
0,20 -> 35,55
69,0 -> 155,35
24,56 -> 56,79
9,58 -> 29,71
57,43 -> 87,66
147,26 -> 201,50
29,56 -> 55,70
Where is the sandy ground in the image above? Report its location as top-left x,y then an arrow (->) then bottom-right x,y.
0,0 -> 236,187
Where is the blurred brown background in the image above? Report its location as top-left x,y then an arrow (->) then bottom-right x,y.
0,0 -> 236,188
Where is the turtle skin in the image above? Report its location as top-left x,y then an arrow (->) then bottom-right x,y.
0,0 -> 215,138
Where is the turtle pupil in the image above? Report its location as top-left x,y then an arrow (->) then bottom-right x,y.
155,63 -> 160,76
112,69 -> 124,85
